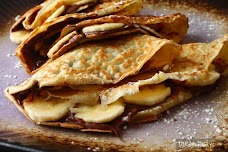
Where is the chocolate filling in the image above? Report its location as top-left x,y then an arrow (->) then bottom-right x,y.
19,16 -> 92,73
65,104 -> 159,138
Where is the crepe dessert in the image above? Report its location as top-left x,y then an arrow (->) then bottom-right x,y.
10,0 -> 143,44
5,34 -> 228,136
16,13 -> 188,74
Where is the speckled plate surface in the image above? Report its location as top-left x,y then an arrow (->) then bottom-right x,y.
0,0 -> 227,151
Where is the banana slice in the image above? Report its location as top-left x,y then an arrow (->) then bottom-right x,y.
70,99 -> 125,123
47,31 -> 78,58
23,95 -> 75,123
10,30 -> 31,44
82,23 -> 125,33
123,84 -> 171,106
131,91 -> 193,123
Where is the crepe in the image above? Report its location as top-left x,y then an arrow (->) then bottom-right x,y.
16,13 -> 188,74
5,34 -> 228,136
10,0 -> 143,44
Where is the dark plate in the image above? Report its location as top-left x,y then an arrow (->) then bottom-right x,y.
0,0 -> 227,151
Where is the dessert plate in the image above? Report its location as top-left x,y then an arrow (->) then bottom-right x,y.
0,0 -> 227,151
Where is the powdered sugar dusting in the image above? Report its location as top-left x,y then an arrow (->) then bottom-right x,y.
0,0 -> 227,151
118,2 -> 228,150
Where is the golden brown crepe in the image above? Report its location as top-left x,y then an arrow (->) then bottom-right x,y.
10,0 -> 143,44
5,34 -> 228,136
16,13 -> 188,74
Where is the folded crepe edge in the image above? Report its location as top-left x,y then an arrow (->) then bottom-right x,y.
15,13 -> 188,74
4,34 -> 228,135
10,0 -> 143,44
3,83 -> 193,135
3,87 -> 114,134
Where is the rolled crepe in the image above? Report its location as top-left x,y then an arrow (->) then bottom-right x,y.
10,0 -> 143,44
5,34 -> 228,136
16,13 -> 188,74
